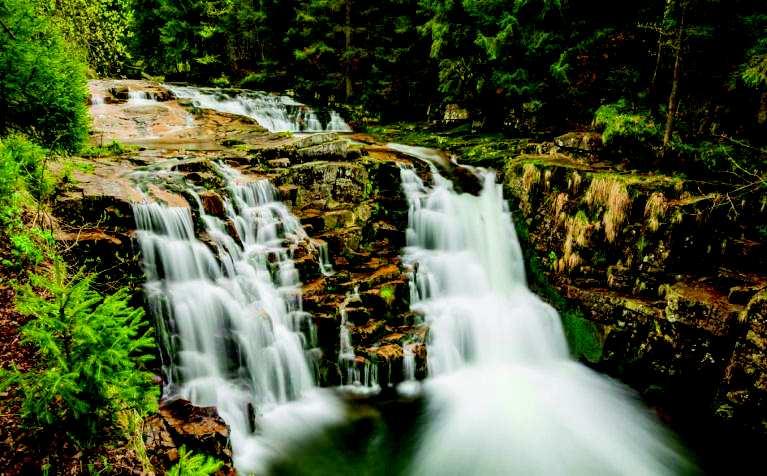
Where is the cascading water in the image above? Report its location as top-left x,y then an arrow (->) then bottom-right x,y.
399,164 -> 694,475
133,164 -> 342,473
128,90 -> 157,105
165,85 -> 352,133
337,287 -> 380,394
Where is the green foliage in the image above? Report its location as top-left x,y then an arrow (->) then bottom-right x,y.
594,100 -> 661,150
43,0 -> 134,76
0,261 -> 159,446
420,0 -> 564,126
80,140 -> 131,158
0,0 -> 89,152
738,13 -> 767,90
134,0 -> 233,79
0,134 -> 53,201
7,227 -> 53,266
0,135 -> 57,267
379,285 -> 396,306
167,446 -> 224,476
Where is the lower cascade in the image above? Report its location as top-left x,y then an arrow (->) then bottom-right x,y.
132,153 -> 694,475
133,165 -> 342,473
399,165 -> 694,475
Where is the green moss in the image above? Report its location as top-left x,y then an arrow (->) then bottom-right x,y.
379,285 -> 396,306
80,140 -> 134,158
366,122 -> 522,168
514,212 -> 603,363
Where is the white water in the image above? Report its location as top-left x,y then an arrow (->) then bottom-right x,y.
133,165 -> 343,473
337,287 -> 381,395
400,166 -> 693,475
128,90 -> 157,105
165,85 -> 352,133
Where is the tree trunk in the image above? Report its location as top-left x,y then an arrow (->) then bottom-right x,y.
344,0 -> 353,101
662,7 -> 685,154
649,0 -> 674,101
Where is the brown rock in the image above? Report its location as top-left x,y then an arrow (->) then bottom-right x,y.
200,191 -> 226,218
663,282 -> 742,337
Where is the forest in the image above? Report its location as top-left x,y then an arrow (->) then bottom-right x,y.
0,0 -> 766,475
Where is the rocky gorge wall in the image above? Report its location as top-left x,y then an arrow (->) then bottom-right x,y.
502,142 -> 767,437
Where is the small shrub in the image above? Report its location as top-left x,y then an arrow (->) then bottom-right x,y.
211,74 -> 231,88
238,72 -> 268,89
0,139 -> 21,208
594,100 -> 661,156
167,446 -> 223,476
80,140 -> 129,158
0,261 -> 159,446
0,134 -> 53,201
380,285 -> 396,306
585,176 -> 631,242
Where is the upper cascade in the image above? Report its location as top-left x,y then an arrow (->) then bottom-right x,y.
165,85 -> 352,133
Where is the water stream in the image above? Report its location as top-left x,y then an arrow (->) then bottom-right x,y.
165,85 -> 352,133
133,165 -> 343,473
398,161 -> 693,475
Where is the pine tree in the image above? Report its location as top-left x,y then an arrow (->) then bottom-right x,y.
0,261 -> 159,446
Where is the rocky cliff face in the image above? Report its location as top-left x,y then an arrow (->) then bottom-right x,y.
503,148 -> 767,434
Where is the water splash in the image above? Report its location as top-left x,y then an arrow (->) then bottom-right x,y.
400,166 -> 695,475
133,165 -> 343,473
128,90 -> 157,105
165,85 -> 352,133
397,342 -> 420,397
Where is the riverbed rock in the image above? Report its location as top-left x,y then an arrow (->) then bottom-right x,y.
145,399 -> 234,474
199,190 -> 226,218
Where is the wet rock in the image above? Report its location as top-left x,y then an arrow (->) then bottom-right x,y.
720,290 -> 767,431
277,184 -> 299,205
145,398 -> 233,474
109,84 -> 130,101
199,191 -> 226,218
554,131 -> 602,153
267,158 -> 291,168
276,161 -> 369,209
351,319 -> 386,345
663,282 -> 741,337
451,166 -> 482,195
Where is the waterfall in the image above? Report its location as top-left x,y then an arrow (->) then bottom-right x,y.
399,166 -> 693,475
165,85 -> 352,133
337,287 -> 381,394
128,90 -> 156,105
133,165 -> 342,473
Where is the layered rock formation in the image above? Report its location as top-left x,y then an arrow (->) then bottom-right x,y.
60,81 -> 428,397
504,150 -> 767,433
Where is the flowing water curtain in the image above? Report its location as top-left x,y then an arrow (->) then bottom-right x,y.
132,167 -> 347,472
398,164 -> 695,475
